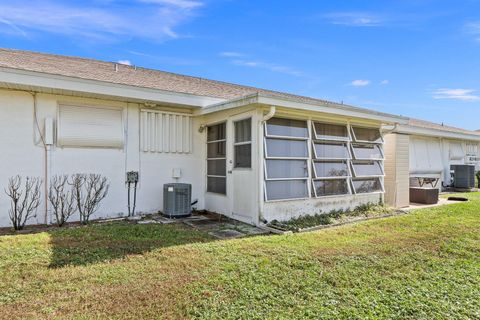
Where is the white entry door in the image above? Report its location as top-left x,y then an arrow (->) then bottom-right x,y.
227,111 -> 258,225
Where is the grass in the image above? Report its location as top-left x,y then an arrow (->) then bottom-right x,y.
1,194 -> 480,319
269,202 -> 394,231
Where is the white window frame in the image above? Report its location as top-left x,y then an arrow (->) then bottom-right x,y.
351,177 -> 385,194
264,159 -> 309,180
351,126 -> 384,144
265,117 -> 309,138
350,143 -> 385,161
312,160 -> 350,179
263,118 -> 310,201
233,118 -> 252,169
312,141 -> 352,160
312,178 -> 351,198
350,160 -> 385,178
206,122 -> 227,195
263,118 -> 386,201
312,121 -> 351,142
310,121 -> 353,198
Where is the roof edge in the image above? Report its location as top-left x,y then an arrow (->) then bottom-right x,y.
0,66 -> 225,107
395,123 -> 480,141
197,92 -> 409,124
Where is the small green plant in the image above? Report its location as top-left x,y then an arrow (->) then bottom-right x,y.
270,202 -> 393,231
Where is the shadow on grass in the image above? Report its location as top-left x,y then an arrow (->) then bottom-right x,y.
48,221 -> 215,268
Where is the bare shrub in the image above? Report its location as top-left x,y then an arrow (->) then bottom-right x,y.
71,174 -> 109,224
5,176 -> 42,230
49,175 -> 76,227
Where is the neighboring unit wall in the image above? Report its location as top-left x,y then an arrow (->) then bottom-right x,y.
384,133 -> 410,207
408,135 -> 480,188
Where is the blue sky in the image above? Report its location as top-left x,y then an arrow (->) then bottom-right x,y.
1,0 -> 480,129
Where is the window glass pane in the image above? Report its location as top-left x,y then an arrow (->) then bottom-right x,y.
314,122 -> 348,140
352,161 -> 383,176
266,118 -> 308,137
235,118 -> 251,143
352,178 -> 382,193
207,123 -> 226,141
314,179 -> 349,196
266,138 -> 308,158
266,180 -> 308,200
207,159 -> 226,176
352,144 -> 383,159
207,177 -> 226,194
207,141 -> 226,158
314,142 -> 349,159
266,160 -> 308,179
314,161 -> 348,178
352,127 -> 382,143
234,144 -> 251,168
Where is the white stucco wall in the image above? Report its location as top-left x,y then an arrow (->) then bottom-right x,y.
0,90 -> 44,226
0,89 -> 208,227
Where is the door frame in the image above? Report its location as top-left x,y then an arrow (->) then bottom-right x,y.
226,110 -> 258,224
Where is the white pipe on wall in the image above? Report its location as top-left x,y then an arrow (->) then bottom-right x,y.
31,92 -> 49,225
258,106 -> 276,223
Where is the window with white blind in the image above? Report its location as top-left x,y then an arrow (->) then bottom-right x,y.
140,110 -> 192,153
264,118 -> 309,201
57,104 -> 124,148
466,143 -> 478,156
206,123 -> 226,194
263,118 -> 384,201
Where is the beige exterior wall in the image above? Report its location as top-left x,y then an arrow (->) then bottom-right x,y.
384,133 -> 410,207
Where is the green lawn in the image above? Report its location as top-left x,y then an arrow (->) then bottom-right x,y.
1,194 -> 480,319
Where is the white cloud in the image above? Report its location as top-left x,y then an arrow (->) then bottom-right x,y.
219,51 -> 245,57
380,80 -> 389,85
465,22 -> 480,41
0,0 -> 203,41
324,12 -> 384,27
351,79 -> 370,87
432,88 -> 480,102
231,59 -> 304,77
117,60 -> 132,65
138,0 -> 203,9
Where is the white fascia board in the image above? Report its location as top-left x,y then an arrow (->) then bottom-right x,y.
197,93 -> 409,124
0,67 -> 224,107
395,124 -> 480,142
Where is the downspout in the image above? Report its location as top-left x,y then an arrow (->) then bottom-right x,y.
381,123 -> 399,135
31,92 -> 49,225
258,106 -> 276,224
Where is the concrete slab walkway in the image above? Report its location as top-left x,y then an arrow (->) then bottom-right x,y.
402,197 -> 464,211
136,212 -> 270,239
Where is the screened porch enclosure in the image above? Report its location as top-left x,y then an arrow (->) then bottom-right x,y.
263,117 -> 385,201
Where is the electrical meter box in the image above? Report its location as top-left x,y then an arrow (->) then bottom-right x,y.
126,171 -> 139,183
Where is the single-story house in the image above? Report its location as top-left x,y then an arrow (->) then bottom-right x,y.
0,48 -> 478,227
